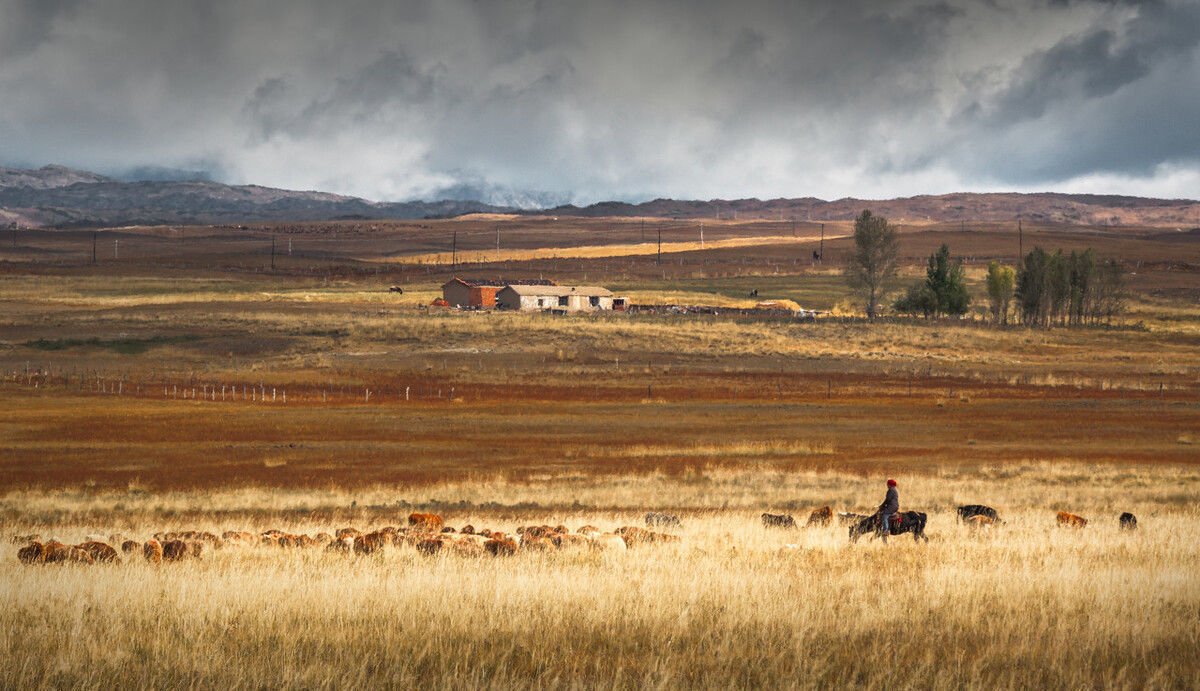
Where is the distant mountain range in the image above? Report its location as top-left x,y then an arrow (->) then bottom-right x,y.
2,165 -> 1198,228
0,165 -> 511,228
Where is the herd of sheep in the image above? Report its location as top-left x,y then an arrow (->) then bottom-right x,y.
13,511 -> 680,566
11,506 -> 1139,567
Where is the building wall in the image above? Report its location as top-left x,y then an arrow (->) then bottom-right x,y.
443,282 -> 472,307
469,286 -> 499,309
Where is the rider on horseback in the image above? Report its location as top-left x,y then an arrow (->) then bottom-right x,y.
877,479 -> 899,543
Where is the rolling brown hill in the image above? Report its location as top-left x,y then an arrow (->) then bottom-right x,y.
543,192 -> 1200,227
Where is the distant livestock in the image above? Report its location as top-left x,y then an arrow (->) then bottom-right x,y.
965,515 -> 998,532
761,513 -> 796,529
1057,512 -> 1088,528
806,506 -> 833,527
17,541 -> 45,564
645,512 -> 681,528
957,505 -> 1000,523
408,513 -> 445,532
850,512 -> 929,543
1119,513 -> 1138,530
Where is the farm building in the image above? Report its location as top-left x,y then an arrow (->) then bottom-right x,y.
497,284 -> 619,312
440,278 -> 556,309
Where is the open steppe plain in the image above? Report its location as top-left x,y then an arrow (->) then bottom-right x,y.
2,216 -> 1199,688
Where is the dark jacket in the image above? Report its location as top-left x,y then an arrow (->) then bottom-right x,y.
879,487 -> 899,515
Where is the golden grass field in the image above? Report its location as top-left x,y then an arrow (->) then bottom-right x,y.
2,217 -> 1199,688
3,467 -> 1198,688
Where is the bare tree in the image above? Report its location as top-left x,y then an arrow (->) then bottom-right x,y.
846,210 -> 898,322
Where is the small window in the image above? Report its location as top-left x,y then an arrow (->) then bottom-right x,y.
538,298 -> 546,308
590,296 -> 600,307
558,296 -> 569,307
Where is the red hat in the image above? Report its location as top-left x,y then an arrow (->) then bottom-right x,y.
887,479 -> 897,487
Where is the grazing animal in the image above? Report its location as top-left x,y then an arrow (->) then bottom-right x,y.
354,532 -> 386,556
12,534 -> 40,544
326,536 -> 355,553
416,538 -> 444,556
43,541 -> 71,563
761,513 -> 796,529
957,505 -> 999,523
17,541 -> 45,564
143,540 -> 164,563
645,512 -> 681,528
121,540 -> 140,554
1057,511 -> 1088,528
460,525 -> 475,535
408,513 -> 445,532
588,534 -> 628,552
1119,512 -> 1138,530
162,540 -> 190,561
850,512 -> 929,543
484,537 -> 518,556
67,547 -> 95,564
614,526 -> 679,546
77,541 -> 120,563
965,515 -> 997,532
806,506 -> 833,527
551,533 -> 589,550
576,525 -> 600,536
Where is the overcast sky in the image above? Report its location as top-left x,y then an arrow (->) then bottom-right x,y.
1,0 -> 1198,205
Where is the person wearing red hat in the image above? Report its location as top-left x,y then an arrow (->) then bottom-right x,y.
877,479 -> 899,542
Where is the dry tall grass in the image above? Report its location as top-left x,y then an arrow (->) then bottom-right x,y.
3,467 -> 1198,688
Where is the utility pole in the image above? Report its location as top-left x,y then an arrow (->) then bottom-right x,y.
114,239 -> 119,260
270,235 -> 276,272
657,228 -> 662,265
288,238 -> 293,256
495,226 -> 500,262
1018,219 -> 1023,261
451,231 -> 457,271
791,218 -> 796,238
699,222 -> 704,250
819,223 -> 825,260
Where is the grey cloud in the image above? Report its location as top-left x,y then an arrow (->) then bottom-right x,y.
1,0 -> 1198,203
0,0 -> 79,60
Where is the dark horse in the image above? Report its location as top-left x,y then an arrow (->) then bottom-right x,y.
849,511 -> 929,543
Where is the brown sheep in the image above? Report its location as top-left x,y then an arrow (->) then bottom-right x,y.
484,536 -> 518,556
354,532 -> 387,556
67,547 -> 95,564
416,538 -> 444,555
965,515 -> 997,532
121,540 -> 140,554
12,534 -> 40,544
162,540 -> 190,561
460,525 -> 475,535
335,527 -> 361,540
77,541 -> 120,563
806,506 -> 833,527
1057,511 -> 1088,528
17,541 -> 45,564
43,541 -> 71,563
408,513 -> 445,532
551,533 -> 590,550
144,540 -> 164,563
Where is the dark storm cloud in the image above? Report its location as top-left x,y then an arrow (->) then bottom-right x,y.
0,0 -> 1198,202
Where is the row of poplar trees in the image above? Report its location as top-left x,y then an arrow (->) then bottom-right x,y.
847,210 -> 1125,325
